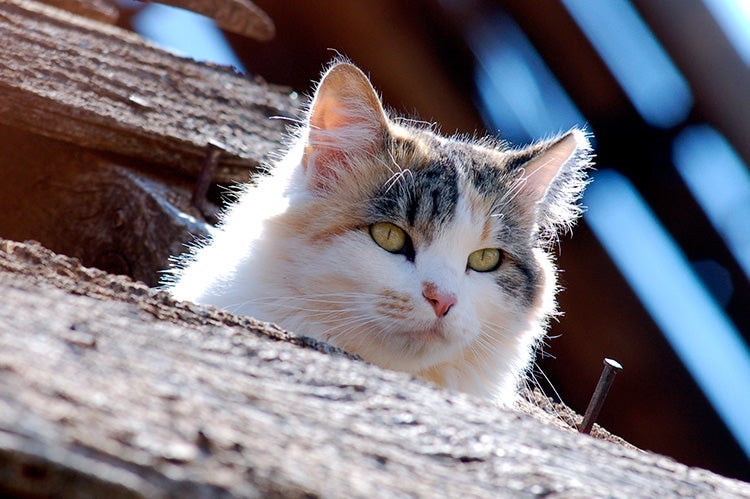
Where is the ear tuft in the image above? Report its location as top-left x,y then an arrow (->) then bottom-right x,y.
303,62 -> 389,192
513,129 -> 593,237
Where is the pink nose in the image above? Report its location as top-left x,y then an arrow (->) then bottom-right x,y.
422,282 -> 457,318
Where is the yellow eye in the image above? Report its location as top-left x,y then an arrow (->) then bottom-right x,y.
370,222 -> 407,253
467,248 -> 503,272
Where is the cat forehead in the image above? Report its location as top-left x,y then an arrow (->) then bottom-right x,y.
387,128 -> 524,191
366,129 -> 528,245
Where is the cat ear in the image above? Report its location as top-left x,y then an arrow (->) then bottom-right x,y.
514,129 -> 593,235
302,62 -> 389,192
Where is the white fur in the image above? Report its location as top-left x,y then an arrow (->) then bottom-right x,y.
169,62 -> 587,406
169,136 -> 557,405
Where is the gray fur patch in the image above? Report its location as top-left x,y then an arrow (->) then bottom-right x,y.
368,153 -> 459,246
463,156 -> 537,251
497,256 -> 541,307
365,130 -> 561,308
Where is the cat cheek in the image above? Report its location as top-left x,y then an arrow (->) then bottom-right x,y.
376,289 -> 415,320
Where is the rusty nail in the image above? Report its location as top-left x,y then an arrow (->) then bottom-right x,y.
191,139 -> 225,213
578,358 -> 623,434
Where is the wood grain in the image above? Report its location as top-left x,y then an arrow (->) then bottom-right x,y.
1,239 -> 749,497
0,0 -> 298,184
39,0 -> 119,23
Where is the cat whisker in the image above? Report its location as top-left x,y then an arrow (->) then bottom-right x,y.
387,150 -> 414,180
324,315 -> 385,346
381,151 -> 414,194
535,364 -> 567,407
396,117 -> 436,129
468,337 -> 497,367
525,364 -> 576,428
323,319 -> 373,342
493,174 -> 528,216
383,168 -> 414,194
269,115 -> 307,126
478,319 -> 514,339
237,292 -> 383,306
252,303 -> 368,319
493,156 -> 561,218
332,316 -> 383,339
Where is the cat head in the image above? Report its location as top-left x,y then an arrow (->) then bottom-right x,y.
265,62 -> 592,399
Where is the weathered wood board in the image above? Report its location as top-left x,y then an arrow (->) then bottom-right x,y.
1,239 -> 749,497
0,0 -> 302,285
0,0 -> 299,184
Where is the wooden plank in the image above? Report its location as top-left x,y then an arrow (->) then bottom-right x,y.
144,0 -> 276,41
632,0 -> 750,166
1,239 -> 749,497
0,0 -> 299,183
0,124 -> 212,287
40,0 -> 119,23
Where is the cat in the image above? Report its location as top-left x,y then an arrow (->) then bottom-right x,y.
167,61 -> 592,405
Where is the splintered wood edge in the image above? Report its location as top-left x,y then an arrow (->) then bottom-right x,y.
0,238 -> 356,359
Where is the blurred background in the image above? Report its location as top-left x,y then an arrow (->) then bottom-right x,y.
115,0 -> 750,480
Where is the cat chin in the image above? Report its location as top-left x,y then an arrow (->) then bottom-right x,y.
355,344 -> 466,375
337,321 -> 478,374
413,313 -> 545,404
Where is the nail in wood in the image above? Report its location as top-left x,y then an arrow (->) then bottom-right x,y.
191,139 -> 225,213
578,358 -> 623,434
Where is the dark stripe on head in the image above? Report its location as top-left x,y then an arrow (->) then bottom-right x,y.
369,160 -> 459,245
464,160 -> 533,242
466,162 -> 506,199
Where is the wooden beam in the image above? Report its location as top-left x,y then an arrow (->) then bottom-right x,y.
0,0 -> 299,184
632,0 -> 750,165
40,0 -> 119,23
143,0 -> 276,41
1,239 -> 750,496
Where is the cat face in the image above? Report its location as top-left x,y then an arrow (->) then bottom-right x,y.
272,136 -> 538,371
250,63 -> 591,397
170,62 -> 591,402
